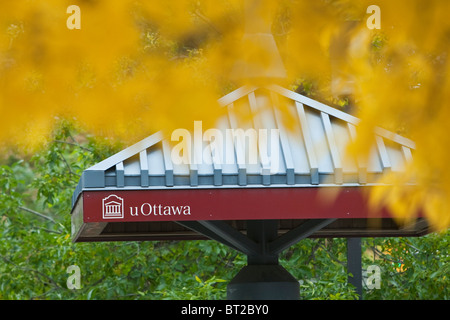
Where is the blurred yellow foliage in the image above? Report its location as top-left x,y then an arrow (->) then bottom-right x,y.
1,0 -> 449,230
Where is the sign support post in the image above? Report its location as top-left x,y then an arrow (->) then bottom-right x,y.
227,220 -> 300,300
347,237 -> 363,299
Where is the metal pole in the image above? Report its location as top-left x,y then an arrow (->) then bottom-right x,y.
347,237 -> 363,299
227,220 -> 300,300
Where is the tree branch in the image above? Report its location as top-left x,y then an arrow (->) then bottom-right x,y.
318,243 -> 346,266
53,140 -> 93,152
194,9 -> 223,36
0,255 -> 64,291
371,247 -> 404,265
18,206 -> 56,224
57,150 -> 81,178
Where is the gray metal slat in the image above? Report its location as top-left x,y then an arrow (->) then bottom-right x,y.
270,84 -> 416,149
190,160 -> 198,186
248,91 -> 270,185
208,142 -> 223,186
347,123 -> 367,184
116,162 -> 124,187
215,116 -> 238,175
402,146 -> 413,163
252,92 -> 287,176
268,85 -> 360,126
376,136 -> 392,172
146,144 -> 165,175
217,85 -> 258,107
271,92 -> 295,184
139,150 -> 149,187
89,131 -> 163,171
295,102 -> 319,184
321,112 -> 343,184
161,140 -> 174,186
227,103 -> 247,185
199,136 -> 223,185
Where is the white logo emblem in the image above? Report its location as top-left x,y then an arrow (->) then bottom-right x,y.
102,194 -> 124,219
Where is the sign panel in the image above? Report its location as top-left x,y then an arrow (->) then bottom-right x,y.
82,187 -> 393,223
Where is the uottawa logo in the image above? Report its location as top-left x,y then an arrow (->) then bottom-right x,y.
102,194 -> 124,219
102,194 -> 192,219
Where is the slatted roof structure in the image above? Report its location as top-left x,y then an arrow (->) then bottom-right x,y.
70,84 -> 428,243
69,2 -> 431,299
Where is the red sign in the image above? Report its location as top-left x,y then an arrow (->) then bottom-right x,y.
82,186 -> 393,223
